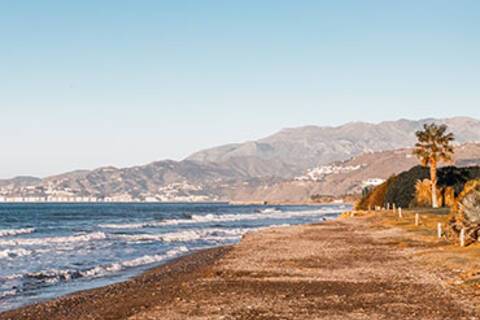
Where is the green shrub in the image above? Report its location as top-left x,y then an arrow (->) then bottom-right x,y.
437,166 -> 480,196
384,166 -> 429,208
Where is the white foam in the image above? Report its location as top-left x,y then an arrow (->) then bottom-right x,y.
16,246 -> 190,284
79,263 -> 123,278
0,231 -> 107,246
118,227 -> 249,244
0,289 -> 17,298
0,228 -> 35,237
25,268 -> 81,284
99,222 -> 146,229
0,248 -> 33,259
187,208 -> 335,224
99,208 -> 339,230
80,246 -> 189,278
0,274 -> 22,281
163,228 -> 248,242
259,208 -> 282,214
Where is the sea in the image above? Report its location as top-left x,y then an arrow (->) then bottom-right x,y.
0,202 -> 347,312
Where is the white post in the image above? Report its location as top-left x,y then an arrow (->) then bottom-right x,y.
460,228 -> 465,247
398,207 -> 402,218
437,223 -> 442,239
386,203 -> 390,210
351,211 -> 355,217
393,203 -> 396,211
415,213 -> 419,226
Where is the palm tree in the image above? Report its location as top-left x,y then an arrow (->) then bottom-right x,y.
413,123 -> 454,208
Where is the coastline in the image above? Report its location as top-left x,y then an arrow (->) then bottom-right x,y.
0,247 -> 231,320
2,212 -> 479,319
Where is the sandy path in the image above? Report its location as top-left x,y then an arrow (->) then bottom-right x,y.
2,219 -> 478,320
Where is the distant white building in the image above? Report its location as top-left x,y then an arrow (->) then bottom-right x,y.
295,164 -> 363,181
362,178 -> 385,188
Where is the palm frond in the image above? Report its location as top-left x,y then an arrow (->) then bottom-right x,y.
413,123 -> 455,167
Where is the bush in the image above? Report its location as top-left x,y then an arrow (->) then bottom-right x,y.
443,186 -> 455,208
437,166 -> 480,196
384,166 -> 429,208
448,179 -> 480,245
356,176 -> 396,210
357,165 -> 480,209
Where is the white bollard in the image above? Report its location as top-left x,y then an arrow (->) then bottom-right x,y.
398,207 -> 402,218
460,228 -> 465,247
415,213 -> 419,226
387,203 -> 390,210
437,223 -> 442,239
393,203 -> 396,211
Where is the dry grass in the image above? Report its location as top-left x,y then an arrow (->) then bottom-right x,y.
415,179 -> 434,207
345,208 -> 480,292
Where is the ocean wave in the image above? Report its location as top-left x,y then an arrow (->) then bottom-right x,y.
0,274 -> 22,281
118,227 -> 249,243
0,248 -> 33,259
80,246 -> 189,278
161,228 -> 247,242
0,231 -> 107,246
0,289 -> 17,298
186,209 -> 336,224
99,208 -> 338,230
25,268 -> 82,283
8,246 -> 190,289
257,208 -> 282,214
0,228 -> 35,237
99,222 -> 147,229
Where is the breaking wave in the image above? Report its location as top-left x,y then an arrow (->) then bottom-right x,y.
0,228 -> 35,237
99,208 -> 336,230
0,232 -> 107,246
80,246 -> 189,278
0,289 -> 17,299
4,246 -> 190,292
0,248 -> 33,259
118,227 -> 250,243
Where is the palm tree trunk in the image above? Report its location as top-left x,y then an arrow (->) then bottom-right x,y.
430,160 -> 438,208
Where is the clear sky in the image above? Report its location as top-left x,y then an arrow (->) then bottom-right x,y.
1,1 -> 479,178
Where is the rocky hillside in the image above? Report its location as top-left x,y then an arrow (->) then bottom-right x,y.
187,117 -> 480,178
230,143 -> 480,203
0,161 -> 251,201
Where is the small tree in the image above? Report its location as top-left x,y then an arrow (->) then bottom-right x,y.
413,123 -> 454,208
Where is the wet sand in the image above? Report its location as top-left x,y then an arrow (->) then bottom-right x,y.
1,218 -> 479,320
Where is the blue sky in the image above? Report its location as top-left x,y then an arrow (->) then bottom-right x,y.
1,1 -> 479,177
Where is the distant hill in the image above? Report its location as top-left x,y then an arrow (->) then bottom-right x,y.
2,117 -> 480,202
229,143 -> 480,203
187,117 -> 480,178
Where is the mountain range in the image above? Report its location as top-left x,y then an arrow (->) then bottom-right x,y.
2,117 -> 480,202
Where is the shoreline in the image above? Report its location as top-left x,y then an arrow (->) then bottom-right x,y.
0,246 -> 232,320
2,212 -> 479,319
